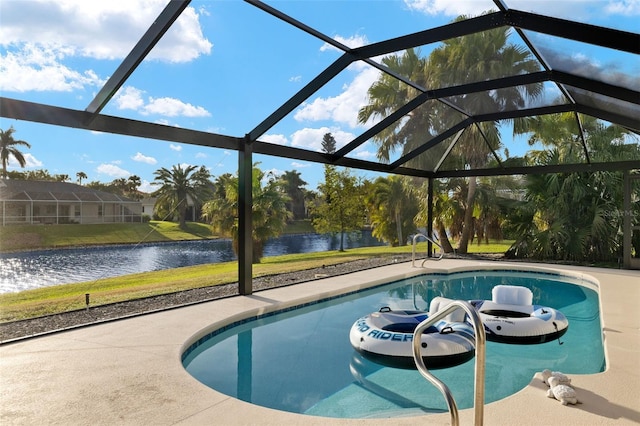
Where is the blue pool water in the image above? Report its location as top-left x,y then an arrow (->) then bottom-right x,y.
182,270 -> 604,419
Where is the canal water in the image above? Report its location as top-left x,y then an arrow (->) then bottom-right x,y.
0,231 -> 385,293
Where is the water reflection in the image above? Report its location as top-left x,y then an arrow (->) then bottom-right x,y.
0,231 -> 384,293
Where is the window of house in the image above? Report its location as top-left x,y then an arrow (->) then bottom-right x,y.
8,203 -> 26,217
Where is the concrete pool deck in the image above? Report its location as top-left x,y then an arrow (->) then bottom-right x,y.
1,259 -> 638,425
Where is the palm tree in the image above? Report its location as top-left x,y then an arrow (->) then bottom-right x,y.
76,171 -> 87,185
506,113 -> 640,262
357,49 -> 431,162
126,175 -> 142,200
279,170 -> 307,220
112,178 -> 129,194
152,164 -> 212,229
473,175 -> 521,244
358,14 -> 542,254
201,165 -> 291,263
1,126 -> 32,179
413,178 -> 462,253
202,173 -> 236,241
433,20 -> 542,253
365,175 -> 418,246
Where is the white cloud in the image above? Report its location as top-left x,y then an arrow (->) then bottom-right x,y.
143,97 -> 211,117
25,153 -> 44,168
520,0 -> 639,16
153,6 -> 213,63
195,152 -> 207,159
7,153 -> 43,169
0,44 -> 103,92
403,0 -> 491,16
606,0 -> 640,15
274,132 -> 376,161
404,0 -> 640,18
131,152 -> 157,165
261,134 -> 289,145
291,161 -> 311,168
294,66 -> 381,128
139,179 -> 155,193
169,144 -> 182,152
294,100 -> 332,122
0,1 -> 211,93
0,0 -> 211,62
320,34 -> 369,52
353,149 -> 377,160
289,75 -> 302,83
290,127 -> 356,152
112,86 -> 210,118
114,86 -> 145,110
96,163 -> 130,178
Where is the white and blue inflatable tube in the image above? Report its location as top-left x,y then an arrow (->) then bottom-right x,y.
349,307 -> 475,369
470,285 -> 569,344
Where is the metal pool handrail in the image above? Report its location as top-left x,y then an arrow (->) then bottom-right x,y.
412,300 -> 487,426
412,233 -> 444,266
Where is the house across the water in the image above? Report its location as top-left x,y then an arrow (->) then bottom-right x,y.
0,179 -> 142,225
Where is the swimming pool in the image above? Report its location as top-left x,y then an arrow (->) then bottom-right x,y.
182,270 -> 604,419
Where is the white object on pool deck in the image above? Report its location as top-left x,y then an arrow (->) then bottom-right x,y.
471,285 -> 569,344
349,297 -> 475,369
541,369 -> 572,387
546,376 -> 580,406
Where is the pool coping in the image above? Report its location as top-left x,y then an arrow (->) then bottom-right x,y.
1,259 -> 638,425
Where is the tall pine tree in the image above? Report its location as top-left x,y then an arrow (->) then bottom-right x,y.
312,133 -> 365,251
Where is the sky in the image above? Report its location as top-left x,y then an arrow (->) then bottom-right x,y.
1,0 -> 638,193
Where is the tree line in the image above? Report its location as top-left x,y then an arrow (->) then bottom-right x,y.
2,127 -> 638,265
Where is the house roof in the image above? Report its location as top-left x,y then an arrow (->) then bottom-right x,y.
0,179 -> 139,203
0,0 -> 638,178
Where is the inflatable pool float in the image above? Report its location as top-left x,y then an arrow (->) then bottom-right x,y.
471,285 -> 569,344
349,297 -> 475,369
